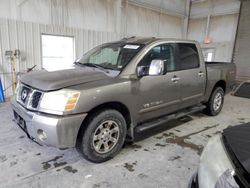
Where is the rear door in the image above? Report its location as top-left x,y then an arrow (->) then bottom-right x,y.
176,43 -> 206,108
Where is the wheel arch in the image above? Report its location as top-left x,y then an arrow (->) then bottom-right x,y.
206,80 -> 226,101
204,80 -> 225,116
76,101 -> 133,145
213,80 -> 226,92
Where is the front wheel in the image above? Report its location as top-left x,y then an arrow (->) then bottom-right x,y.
76,109 -> 127,163
204,87 -> 224,116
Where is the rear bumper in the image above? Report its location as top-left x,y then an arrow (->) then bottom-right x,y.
11,98 -> 87,148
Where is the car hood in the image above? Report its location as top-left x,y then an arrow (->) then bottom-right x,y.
223,122 -> 250,175
20,67 -> 112,91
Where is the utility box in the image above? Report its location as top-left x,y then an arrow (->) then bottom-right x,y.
0,78 -> 5,103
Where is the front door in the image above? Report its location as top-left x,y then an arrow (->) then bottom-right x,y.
135,43 -> 181,123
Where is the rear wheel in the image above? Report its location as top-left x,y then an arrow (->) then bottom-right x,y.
76,109 -> 127,163
204,87 -> 224,116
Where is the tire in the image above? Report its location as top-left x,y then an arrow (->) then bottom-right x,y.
204,87 -> 224,116
76,109 -> 127,163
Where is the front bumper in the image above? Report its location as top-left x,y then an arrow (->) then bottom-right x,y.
11,98 -> 87,148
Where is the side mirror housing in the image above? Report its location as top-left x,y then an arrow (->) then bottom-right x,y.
136,59 -> 165,78
148,59 -> 165,76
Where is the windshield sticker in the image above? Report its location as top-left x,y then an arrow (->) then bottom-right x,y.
123,45 -> 140,49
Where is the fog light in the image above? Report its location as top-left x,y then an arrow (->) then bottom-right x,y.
37,129 -> 47,141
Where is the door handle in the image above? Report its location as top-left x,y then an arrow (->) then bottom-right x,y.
198,72 -> 204,77
171,76 -> 180,82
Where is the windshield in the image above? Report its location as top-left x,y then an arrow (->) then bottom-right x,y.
75,42 -> 144,71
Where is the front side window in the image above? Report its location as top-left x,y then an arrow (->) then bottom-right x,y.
178,43 -> 200,70
138,43 -> 176,75
76,43 -> 144,72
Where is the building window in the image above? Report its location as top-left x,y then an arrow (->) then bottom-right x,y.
41,34 -> 75,71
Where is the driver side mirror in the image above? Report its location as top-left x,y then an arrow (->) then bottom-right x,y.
148,59 -> 165,76
137,59 -> 165,78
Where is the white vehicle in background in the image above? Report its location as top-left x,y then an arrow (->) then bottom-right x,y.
189,123 -> 250,188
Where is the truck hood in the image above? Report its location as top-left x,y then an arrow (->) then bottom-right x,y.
20,67 -> 112,91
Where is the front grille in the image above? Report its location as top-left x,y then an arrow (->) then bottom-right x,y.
16,84 -> 43,110
31,91 -> 42,108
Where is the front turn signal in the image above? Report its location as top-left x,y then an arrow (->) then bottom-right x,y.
65,92 -> 80,111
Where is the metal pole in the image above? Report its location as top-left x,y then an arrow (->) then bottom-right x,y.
157,0 -> 163,37
205,14 -> 211,40
10,54 -> 17,93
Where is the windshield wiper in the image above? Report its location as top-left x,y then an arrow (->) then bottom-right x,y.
74,62 -> 119,72
74,61 -> 83,66
84,63 -> 107,70
103,66 -> 117,71
75,62 -> 109,73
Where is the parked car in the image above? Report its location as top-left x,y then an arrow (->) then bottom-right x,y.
188,123 -> 250,188
11,37 -> 236,163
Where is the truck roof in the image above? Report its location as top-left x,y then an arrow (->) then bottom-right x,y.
118,36 -> 198,45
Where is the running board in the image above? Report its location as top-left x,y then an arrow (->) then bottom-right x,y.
135,105 -> 206,133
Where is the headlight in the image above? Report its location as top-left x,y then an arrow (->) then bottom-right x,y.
215,169 -> 239,188
39,89 -> 80,114
198,135 -> 239,188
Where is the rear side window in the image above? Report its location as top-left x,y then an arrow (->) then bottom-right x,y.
178,43 -> 199,70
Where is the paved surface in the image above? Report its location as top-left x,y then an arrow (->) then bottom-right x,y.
0,95 -> 250,188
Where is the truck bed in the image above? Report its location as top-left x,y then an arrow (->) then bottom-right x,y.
205,61 -> 235,73
204,61 -> 236,99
